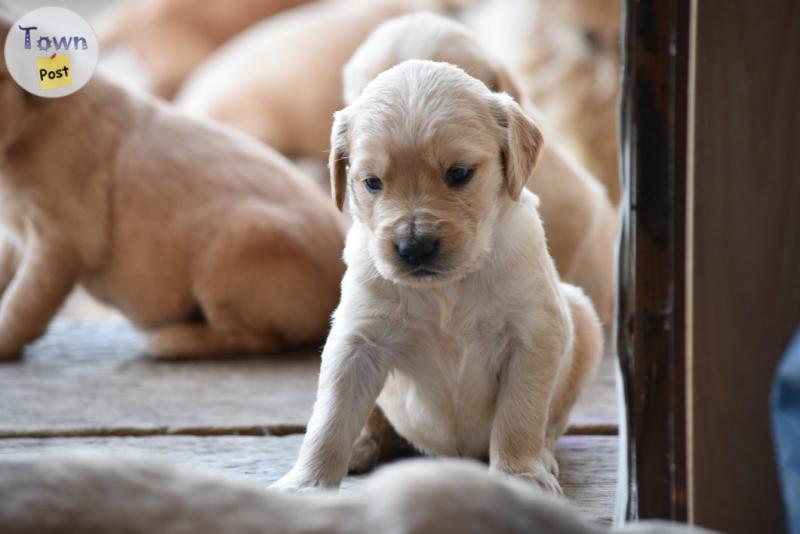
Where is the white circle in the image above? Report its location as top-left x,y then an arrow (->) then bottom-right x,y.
4,7 -> 99,98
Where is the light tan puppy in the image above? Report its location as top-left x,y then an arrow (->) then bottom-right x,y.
175,0 -> 459,161
100,0 -> 314,99
274,60 -> 602,495
0,30 -> 344,359
463,0 -> 621,203
343,12 -> 617,325
0,452 -> 714,534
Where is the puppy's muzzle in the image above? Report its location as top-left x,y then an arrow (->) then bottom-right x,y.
395,235 -> 440,271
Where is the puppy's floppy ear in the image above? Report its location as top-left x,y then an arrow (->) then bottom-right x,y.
491,93 -> 544,201
329,109 -> 351,211
488,61 -> 525,103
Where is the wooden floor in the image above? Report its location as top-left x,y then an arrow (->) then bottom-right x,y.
0,290 -> 619,524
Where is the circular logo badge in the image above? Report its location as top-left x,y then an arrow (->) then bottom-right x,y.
4,7 -> 99,98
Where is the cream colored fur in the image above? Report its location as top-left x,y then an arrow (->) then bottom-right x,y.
99,0 -> 314,99
0,37 -> 344,359
342,12 -> 616,324
463,0 -> 622,203
174,0 -> 458,160
274,61 -> 602,495
0,452 -> 714,534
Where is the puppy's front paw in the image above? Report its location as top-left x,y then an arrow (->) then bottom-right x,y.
271,470 -> 326,493
517,464 -> 564,496
348,434 -> 380,474
542,450 -> 560,478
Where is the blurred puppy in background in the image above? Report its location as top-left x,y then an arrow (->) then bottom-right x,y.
175,0 -> 462,163
100,0 -> 313,99
464,0 -> 622,203
0,24 -> 344,359
274,61 -> 602,495
0,452 -> 713,534
343,13 -> 616,325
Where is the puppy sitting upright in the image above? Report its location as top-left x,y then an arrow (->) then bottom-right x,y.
275,60 -> 602,494
0,19 -> 344,359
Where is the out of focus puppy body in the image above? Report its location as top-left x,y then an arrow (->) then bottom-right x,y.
0,44 -> 344,358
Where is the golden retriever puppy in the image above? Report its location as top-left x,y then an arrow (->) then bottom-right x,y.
273,60 -> 602,495
464,0 -> 621,203
100,0 -> 313,99
0,452 -> 714,534
343,12 -> 616,325
0,35 -> 344,359
175,0 -> 458,161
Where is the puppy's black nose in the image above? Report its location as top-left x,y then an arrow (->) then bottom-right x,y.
395,236 -> 440,267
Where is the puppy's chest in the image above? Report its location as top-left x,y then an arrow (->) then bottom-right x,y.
379,289 -> 512,456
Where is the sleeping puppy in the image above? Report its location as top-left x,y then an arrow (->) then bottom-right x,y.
0,22 -> 344,359
175,0 -> 462,162
99,0 -> 314,99
273,60 -> 602,494
0,452 -> 714,534
342,12 -> 617,325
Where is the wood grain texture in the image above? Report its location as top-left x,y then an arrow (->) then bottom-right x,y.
0,318 -> 617,436
0,434 -> 617,524
689,1 -> 800,532
618,0 -> 689,521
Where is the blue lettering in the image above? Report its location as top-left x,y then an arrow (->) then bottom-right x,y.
52,35 -> 73,50
36,36 -> 51,51
18,25 -> 37,49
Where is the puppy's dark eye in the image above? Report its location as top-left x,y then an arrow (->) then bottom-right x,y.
444,166 -> 475,188
364,175 -> 383,192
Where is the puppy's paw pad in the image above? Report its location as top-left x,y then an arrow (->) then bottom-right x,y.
348,435 -> 380,474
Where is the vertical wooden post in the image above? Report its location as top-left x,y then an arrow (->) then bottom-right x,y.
686,1 -> 799,532
618,0 -> 690,521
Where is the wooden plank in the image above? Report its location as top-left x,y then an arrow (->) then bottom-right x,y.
0,319 -> 320,435
0,434 -> 617,524
0,318 -> 617,436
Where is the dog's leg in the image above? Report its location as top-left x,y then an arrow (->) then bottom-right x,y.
348,404 -> 408,474
489,336 -> 564,495
0,238 -> 79,359
146,322 -> 282,358
0,236 -> 21,297
544,286 -> 603,469
154,207 -> 341,359
273,327 -> 390,490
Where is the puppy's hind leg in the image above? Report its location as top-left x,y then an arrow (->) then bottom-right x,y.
544,283 -> 603,472
149,205 -> 342,359
146,321 -> 283,359
349,405 -> 410,474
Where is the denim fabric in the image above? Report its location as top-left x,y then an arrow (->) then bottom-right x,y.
772,327 -> 800,534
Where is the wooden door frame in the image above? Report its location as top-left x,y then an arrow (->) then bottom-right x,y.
617,0 -> 690,521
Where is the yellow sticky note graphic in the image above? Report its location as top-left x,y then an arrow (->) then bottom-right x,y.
36,53 -> 72,90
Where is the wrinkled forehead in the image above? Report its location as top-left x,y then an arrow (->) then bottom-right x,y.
348,80 -> 498,171
350,92 -> 498,172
